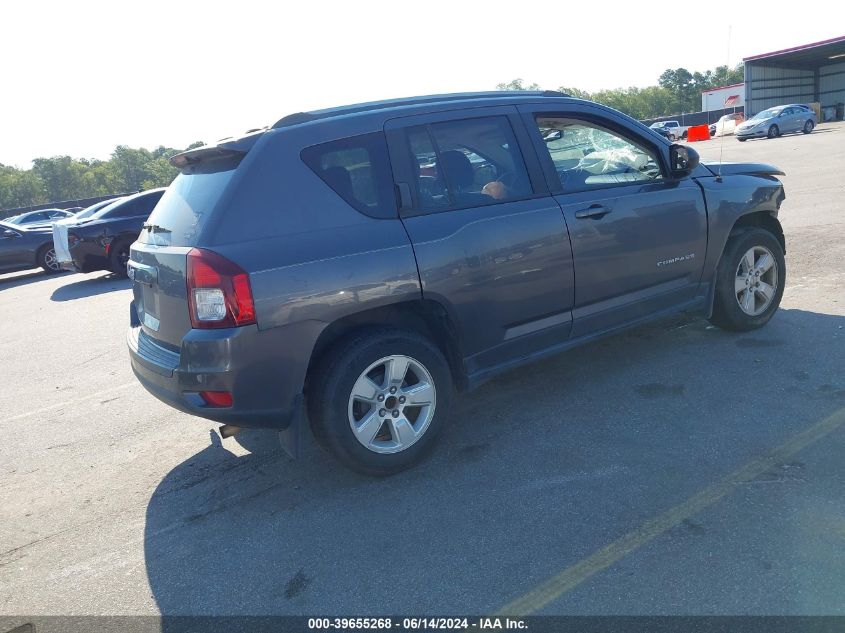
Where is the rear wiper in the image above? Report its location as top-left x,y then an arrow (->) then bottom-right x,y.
142,223 -> 171,233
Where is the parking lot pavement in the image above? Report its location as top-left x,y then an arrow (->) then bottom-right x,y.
1,123 -> 844,616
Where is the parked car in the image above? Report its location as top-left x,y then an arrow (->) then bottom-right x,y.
5,208 -> 74,226
60,189 -> 165,276
648,122 -> 674,140
735,104 -> 816,141
52,197 -> 126,269
709,113 -> 745,137
127,91 -> 787,475
650,120 -> 687,141
0,220 -> 62,274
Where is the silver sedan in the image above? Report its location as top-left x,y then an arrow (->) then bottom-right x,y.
735,104 -> 817,141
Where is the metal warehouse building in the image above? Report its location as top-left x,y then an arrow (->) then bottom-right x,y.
744,35 -> 845,120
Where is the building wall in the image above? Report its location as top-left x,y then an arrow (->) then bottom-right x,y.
819,61 -> 845,109
701,84 -> 746,112
745,64 -> 815,115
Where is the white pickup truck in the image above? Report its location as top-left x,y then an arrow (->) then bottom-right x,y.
652,120 -> 688,141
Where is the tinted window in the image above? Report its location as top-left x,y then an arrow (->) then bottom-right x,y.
105,200 -> 140,218
407,127 -> 449,211
302,132 -> 396,219
534,116 -> 663,191
104,191 -> 163,219
140,168 -> 234,246
404,116 -> 532,212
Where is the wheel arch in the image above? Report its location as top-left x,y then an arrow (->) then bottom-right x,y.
705,211 -> 785,318
731,211 -> 785,254
304,299 -> 467,395
35,241 -> 55,267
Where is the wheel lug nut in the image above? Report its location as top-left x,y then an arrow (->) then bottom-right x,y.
389,386 -> 397,394
398,396 -> 406,404
379,408 -> 386,417
377,394 -> 384,402
392,410 -> 400,418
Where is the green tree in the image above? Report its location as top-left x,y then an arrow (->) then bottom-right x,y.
496,78 -> 541,91
557,86 -> 592,100
0,140 -> 205,211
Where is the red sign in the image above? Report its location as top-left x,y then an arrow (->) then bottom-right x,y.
724,95 -> 740,107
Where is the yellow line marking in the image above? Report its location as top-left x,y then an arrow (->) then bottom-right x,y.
497,407 -> 845,616
1,382 -> 136,424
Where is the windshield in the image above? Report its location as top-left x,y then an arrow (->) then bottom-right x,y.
751,108 -> 780,120
649,122 -> 665,129
77,198 -> 120,220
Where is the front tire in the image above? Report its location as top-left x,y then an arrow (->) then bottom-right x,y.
767,125 -> 779,139
38,245 -> 61,274
308,328 -> 453,476
803,120 -> 814,134
709,228 -> 785,331
737,137 -> 747,142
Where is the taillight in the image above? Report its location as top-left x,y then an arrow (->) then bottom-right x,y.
187,248 -> 256,329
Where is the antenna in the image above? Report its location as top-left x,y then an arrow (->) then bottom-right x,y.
717,25 -> 732,182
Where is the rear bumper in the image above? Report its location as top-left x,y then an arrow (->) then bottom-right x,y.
127,305 -> 305,430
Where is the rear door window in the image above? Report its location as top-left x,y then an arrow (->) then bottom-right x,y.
402,116 -> 533,213
301,132 -> 396,219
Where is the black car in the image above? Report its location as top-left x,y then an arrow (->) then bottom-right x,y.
0,220 -> 62,274
6,208 -> 75,227
127,91 -> 788,475
61,189 -> 165,276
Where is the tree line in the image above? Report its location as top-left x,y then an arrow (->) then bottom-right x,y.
497,63 -> 744,120
0,142 -> 204,213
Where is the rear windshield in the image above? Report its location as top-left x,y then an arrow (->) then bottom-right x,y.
137,162 -> 237,246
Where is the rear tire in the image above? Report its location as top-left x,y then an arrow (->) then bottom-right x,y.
803,120 -> 814,134
767,125 -> 779,139
308,328 -> 452,476
709,228 -> 785,332
109,240 -> 131,277
38,245 -> 61,274
737,138 -> 747,142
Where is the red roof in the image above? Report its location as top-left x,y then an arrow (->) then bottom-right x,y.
701,82 -> 745,94
743,35 -> 845,62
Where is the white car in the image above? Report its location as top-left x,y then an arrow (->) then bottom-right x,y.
709,113 -> 745,138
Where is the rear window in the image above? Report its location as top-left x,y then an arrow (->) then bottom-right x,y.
301,132 -> 396,219
138,166 -> 236,246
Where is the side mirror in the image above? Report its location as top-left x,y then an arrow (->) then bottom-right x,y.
669,144 -> 699,177
543,130 -> 563,142
2,229 -> 18,238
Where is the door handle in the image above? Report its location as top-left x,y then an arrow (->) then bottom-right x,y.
575,205 -> 612,219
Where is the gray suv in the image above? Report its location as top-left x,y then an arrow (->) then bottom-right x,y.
128,91 -> 787,475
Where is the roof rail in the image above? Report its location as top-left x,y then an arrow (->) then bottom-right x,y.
272,90 -> 572,129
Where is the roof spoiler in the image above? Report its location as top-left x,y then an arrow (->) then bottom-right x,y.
170,129 -> 266,168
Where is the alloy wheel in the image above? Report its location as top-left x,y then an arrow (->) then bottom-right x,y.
44,248 -> 60,271
734,246 -> 778,316
347,355 -> 436,454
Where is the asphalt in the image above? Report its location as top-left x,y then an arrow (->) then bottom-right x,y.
1,122 -> 843,617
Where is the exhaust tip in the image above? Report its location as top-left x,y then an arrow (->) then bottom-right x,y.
219,424 -> 242,439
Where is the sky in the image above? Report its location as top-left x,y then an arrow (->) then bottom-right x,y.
2,0 -> 844,167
